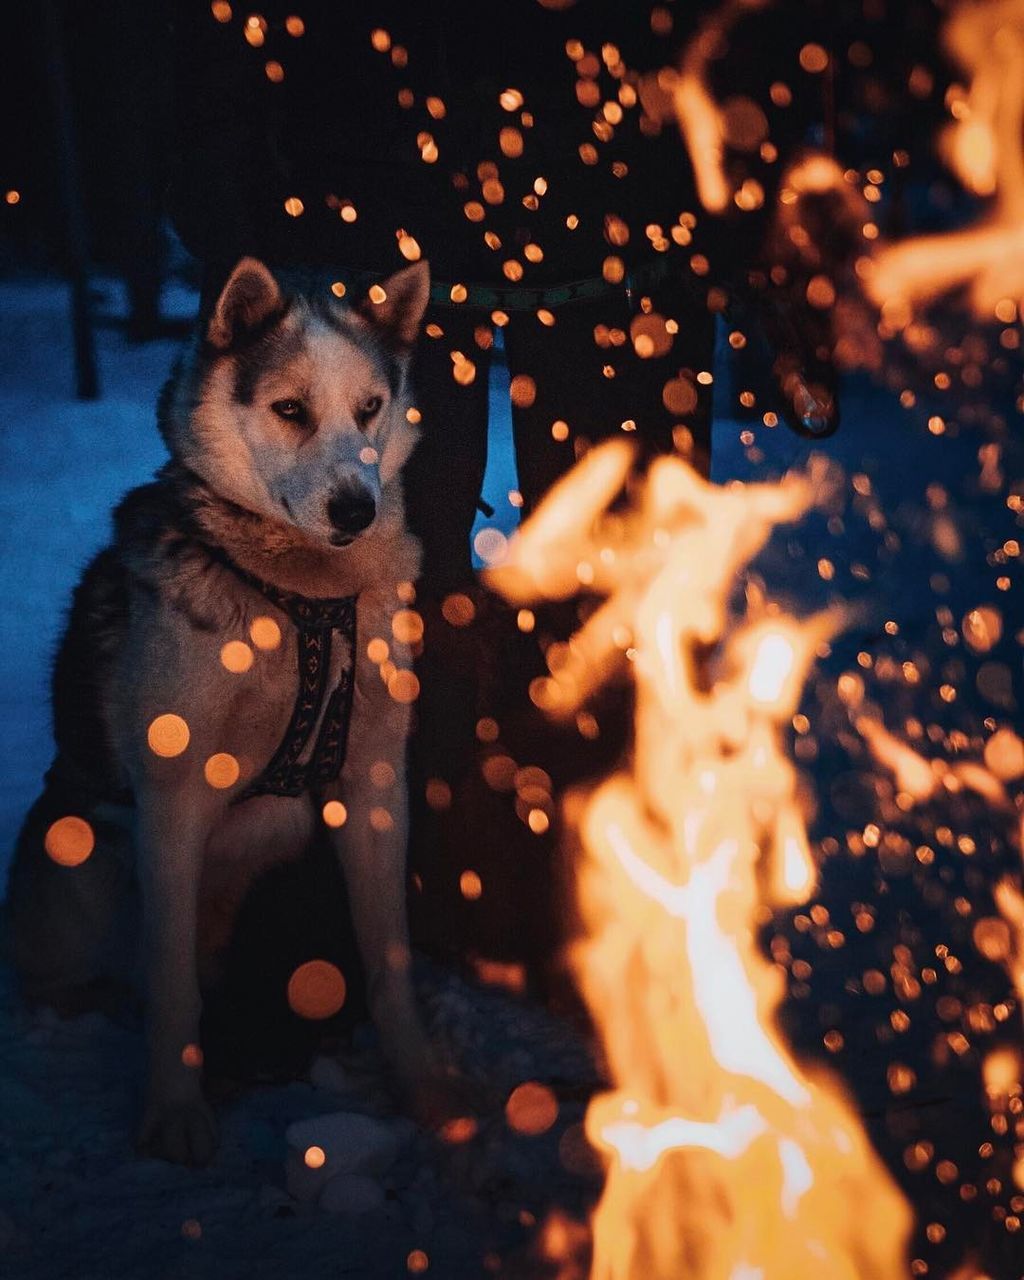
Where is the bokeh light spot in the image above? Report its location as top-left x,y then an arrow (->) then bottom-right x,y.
370,806 -> 394,832
506,1081 -> 558,1135
473,527 -> 508,566
425,778 -> 452,810
962,605 -> 1002,653
388,669 -> 420,703
799,43 -> 829,72
441,593 -> 476,626
249,616 -> 281,650
287,959 -> 347,1020
392,609 -> 424,645
460,869 -> 483,900
528,808 -> 551,834
510,374 -> 537,408
44,816 -> 94,867
204,753 -> 240,789
983,728 -> 1024,780
439,1116 -> 478,1144
148,714 -> 190,758
181,1042 -> 204,1069
662,376 -> 698,415
220,640 -> 254,673
322,800 -> 348,828
367,637 -> 390,664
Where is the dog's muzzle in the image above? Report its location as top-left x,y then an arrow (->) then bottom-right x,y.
327,485 -> 376,543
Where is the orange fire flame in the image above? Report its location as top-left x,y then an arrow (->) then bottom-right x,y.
867,0 -> 1024,317
489,442 -> 912,1278
662,0 -> 1024,324
640,0 -> 771,213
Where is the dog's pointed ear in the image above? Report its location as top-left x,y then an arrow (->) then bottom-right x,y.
207,258 -> 284,350
359,261 -> 430,352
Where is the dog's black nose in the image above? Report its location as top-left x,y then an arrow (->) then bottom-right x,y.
327,487 -> 376,536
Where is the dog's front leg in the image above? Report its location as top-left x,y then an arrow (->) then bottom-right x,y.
135,786 -> 218,1165
336,720 -> 442,1107
331,594 -> 447,1123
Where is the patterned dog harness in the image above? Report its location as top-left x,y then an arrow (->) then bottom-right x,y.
216,554 -> 358,804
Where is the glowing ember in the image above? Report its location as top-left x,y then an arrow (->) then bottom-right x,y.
858,720 -> 1024,1042
491,442 -> 911,1277
856,716 -> 938,802
858,715 -> 1011,808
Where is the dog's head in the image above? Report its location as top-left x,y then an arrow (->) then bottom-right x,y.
165,258 -> 429,549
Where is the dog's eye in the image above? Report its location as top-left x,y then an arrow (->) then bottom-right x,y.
271,399 -> 309,426
358,395 -> 383,427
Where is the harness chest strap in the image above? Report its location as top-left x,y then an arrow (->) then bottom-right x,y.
213,554 -> 359,804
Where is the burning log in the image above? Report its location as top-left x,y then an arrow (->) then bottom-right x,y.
490,442 -> 912,1278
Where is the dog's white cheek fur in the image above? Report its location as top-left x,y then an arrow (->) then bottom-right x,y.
377,397 -> 420,485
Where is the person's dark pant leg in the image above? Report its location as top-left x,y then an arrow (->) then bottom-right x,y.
502,282 -> 716,516
403,305 -> 491,591
502,301 -> 620,514
481,284 -> 715,991
404,306 -> 493,960
615,282 -> 716,479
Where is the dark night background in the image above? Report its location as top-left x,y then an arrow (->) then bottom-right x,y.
1,2 -> 1023,1278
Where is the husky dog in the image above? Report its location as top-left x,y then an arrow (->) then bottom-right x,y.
6,258 -> 441,1164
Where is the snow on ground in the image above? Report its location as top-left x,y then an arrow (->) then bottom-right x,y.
0,949 -> 603,1280
0,279 -> 177,858
1,274 -> 1022,1278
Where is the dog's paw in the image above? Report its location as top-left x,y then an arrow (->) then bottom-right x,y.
138,1097 -> 218,1167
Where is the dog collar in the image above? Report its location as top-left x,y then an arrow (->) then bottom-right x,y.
210,550 -> 358,804
213,552 -> 358,631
